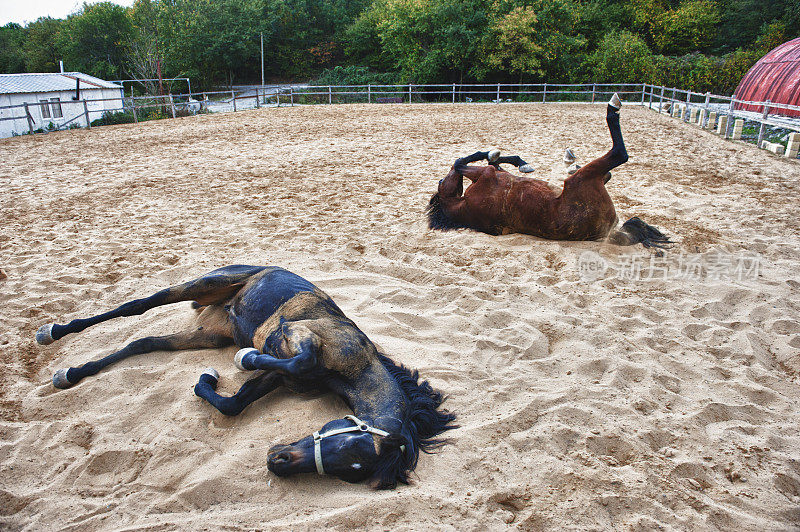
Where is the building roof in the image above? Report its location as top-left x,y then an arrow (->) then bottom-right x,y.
0,72 -> 122,95
734,37 -> 800,118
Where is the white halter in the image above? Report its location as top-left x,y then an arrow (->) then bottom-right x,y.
312,414 -> 403,475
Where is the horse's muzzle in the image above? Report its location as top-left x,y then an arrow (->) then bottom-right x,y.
267,444 -> 304,476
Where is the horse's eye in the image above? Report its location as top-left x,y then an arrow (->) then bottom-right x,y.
351,463 -> 361,469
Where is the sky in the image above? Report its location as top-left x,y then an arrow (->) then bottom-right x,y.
0,0 -> 135,26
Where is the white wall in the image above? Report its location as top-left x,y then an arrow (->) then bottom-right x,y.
0,87 -> 124,138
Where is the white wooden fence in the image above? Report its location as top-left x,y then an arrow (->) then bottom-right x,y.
2,83 -> 798,157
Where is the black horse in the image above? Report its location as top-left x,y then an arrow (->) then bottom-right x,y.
35,265 -> 456,488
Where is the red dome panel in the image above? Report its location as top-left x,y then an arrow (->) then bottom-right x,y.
734,37 -> 800,118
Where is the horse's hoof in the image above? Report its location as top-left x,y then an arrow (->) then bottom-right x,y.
487,149 -> 501,163
201,367 -> 219,381
519,164 -> 535,173
52,368 -> 73,389
608,93 -> 621,110
36,323 -> 55,345
234,348 -> 258,371
564,148 -> 576,165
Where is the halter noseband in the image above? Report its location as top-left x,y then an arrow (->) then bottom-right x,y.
312,414 -> 403,475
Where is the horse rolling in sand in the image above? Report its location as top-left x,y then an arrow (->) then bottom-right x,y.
35,265 -> 456,488
427,94 -> 671,248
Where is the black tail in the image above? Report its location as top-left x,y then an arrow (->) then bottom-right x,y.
426,193 -> 468,231
609,217 -> 672,248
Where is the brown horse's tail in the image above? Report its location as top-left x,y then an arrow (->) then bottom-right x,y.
609,217 -> 672,248
426,193 -> 468,231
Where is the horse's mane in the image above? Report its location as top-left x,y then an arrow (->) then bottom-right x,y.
371,352 -> 457,489
426,193 -> 501,235
426,193 -> 470,231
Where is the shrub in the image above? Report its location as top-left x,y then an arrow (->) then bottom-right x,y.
312,65 -> 398,86
584,31 -> 655,83
91,110 -> 136,127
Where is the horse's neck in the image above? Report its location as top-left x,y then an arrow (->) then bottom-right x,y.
336,359 -> 405,430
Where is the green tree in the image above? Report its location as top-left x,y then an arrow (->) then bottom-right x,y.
157,0 -> 264,86
584,30 -> 656,83
127,0 -> 164,94
650,0 -> 721,54
343,4 -> 389,72
475,0 -> 586,82
713,0 -> 796,53
23,17 -> 64,72
58,2 -> 133,79
575,0 -> 635,51
0,23 -> 27,73
481,6 -> 545,81
360,0 -> 489,83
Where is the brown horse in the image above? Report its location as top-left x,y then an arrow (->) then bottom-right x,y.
427,94 -> 671,248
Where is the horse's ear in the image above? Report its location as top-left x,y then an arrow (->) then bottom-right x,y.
370,433 -> 410,490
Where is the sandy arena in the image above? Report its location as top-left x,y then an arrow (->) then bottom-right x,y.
1,103 -> 799,530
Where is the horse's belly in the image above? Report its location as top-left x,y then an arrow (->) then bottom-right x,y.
505,184 -> 558,236
229,268 -> 340,349
555,202 -> 617,240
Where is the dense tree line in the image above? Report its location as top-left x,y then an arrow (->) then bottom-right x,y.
1,0 -> 797,94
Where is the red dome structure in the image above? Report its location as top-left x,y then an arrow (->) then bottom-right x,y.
733,37 -> 800,117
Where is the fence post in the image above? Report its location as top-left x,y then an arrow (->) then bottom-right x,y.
757,100 -> 770,148
232,90 -> 237,112
256,89 -> 260,108
684,90 -> 691,122
328,86 -> 332,104
591,83 -> 596,103
169,93 -> 176,118
641,84 -> 646,105
726,94 -> 735,138
23,103 -> 35,134
368,84 -> 371,103
83,100 -> 91,128
497,83 -> 500,102
648,84 -> 653,109
290,87 -> 294,106
276,90 -> 280,106
659,86 -> 665,113
452,83 -> 456,103
542,83 -> 547,103
409,84 -> 412,103
131,100 -> 138,123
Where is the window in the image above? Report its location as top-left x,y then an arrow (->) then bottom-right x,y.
39,99 -> 51,119
50,98 -> 63,118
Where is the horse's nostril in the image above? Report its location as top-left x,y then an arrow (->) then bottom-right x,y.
270,451 -> 291,464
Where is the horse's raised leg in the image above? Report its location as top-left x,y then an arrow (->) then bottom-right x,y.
603,94 -> 628,171
53,326 -> 235,388
568,94 -> 628,182
454,150 -> 491,172
194,370 -> 283,416
233,323 -> 320,377
495,155 -> 534,173
456,150 -> 534,173
36,265 -> 266,345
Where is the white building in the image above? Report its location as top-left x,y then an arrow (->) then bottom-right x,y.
0,72 -> 124,138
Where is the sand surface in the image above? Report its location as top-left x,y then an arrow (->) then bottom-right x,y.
1,103 -> 799,530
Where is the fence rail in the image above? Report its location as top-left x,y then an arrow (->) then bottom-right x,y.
2,83 -> 798,158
